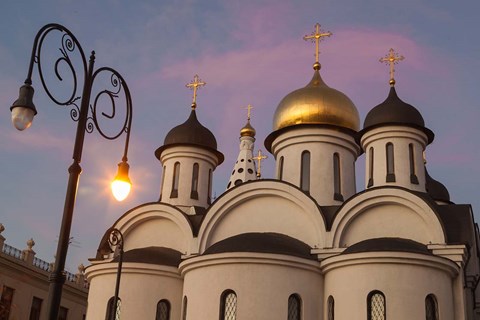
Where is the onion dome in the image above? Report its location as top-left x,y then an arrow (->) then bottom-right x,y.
425,169 -> 451,203
362,87 -> 434,143
240,120 -> 256,137
272,70 -> 360,132
155,109 -> 224,163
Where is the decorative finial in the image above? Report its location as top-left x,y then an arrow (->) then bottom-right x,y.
252,149 -> 268,178
379,48 -> 405,86
186,74 -> 206,109
0,224 -> 4,234
27,238 -> 35,250
78,263 -> 85,273
303,23 -> 332,70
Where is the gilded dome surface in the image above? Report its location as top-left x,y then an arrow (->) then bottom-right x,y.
240,120 -> 256,137
272,70 -> 360,131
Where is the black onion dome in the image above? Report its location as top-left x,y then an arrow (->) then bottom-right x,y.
343,238 -> 431,255
155,109 -> 224,163
362,87 -> 434,143
204,232 -> 316,260
425,169 -> 451,203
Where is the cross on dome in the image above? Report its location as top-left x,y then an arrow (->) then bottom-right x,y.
303,23 -> 332,70
246,104 -> 253,121
252,149 -> 267,179
186,74 -> 206,109
379,48 -> 405,86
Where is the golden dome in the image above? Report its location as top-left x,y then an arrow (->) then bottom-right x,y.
240,120 -> 256,137
272,70 -> 360,131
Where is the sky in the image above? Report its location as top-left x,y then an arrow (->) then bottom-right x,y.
0,0 -> 479,273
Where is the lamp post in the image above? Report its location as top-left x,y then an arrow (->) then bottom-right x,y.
10,23 -> 134,320
107,228 -> 124,320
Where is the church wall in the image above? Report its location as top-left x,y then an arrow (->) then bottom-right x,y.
159,146 -> 219,208
198,182 -> 327,251
86,263 -> 183,320
321,252 -> 458,320
361,126 -> 427,192
270,127 -> 360,206
180,253 -> 322,320
122,217 -> 188,253
329,188 -> 446,247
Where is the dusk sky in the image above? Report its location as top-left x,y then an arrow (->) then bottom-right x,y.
0,0 -> 479,273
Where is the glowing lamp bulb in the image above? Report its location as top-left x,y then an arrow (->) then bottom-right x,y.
111,179 -> 131,201
111,160 -> 131,201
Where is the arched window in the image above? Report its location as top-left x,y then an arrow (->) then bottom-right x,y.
156,299 -> 170,320
207,169 -> 212,204
159,165 -> 166,201
327,295 -> 334,320
368,147 -> 374,187
182,296 -> 188,320
106,297 -> 121,320
425,294 -> 438,320
386,143 -> 395,182
278,156 -> 284,180
288,294 -> 301,320
191,163 -> 199,199
367,291 -> 385,320
409,144 -> 419,184
219,290 -> 237,320
171,162 -> 180,198
300,151 -> 310,193
333,153 -> 343,201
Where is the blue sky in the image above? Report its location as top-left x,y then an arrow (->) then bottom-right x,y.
0,0 -> 479,272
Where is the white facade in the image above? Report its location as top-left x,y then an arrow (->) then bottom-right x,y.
85,42 -> 480,320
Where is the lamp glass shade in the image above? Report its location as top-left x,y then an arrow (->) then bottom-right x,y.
111,179 -> 131,201
11,106 -> 35,131
111,161 -> 131,201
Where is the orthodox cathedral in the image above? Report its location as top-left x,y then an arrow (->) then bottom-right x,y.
85,24 -> 480,319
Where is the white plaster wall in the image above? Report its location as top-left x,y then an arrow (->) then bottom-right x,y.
86,263 -> 183,320
271,127 -> 360,206
361,126 -> 428,191
198,181 -> 327,251
321,252 -> 459,320
123,218 -> 187,253
112,203 -> 195,255
339,203 -> 438,247
180,253 -> 322,320
159,146 -> 219,208
329,188 -> 446,247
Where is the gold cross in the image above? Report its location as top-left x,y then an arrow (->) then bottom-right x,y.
245,104 -> 253,121
186,74 -> 206,108
303,23 -> 332,69
252,149 -> 268,178
379,48 -> 405,86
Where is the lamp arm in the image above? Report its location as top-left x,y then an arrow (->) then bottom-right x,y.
24,23 -> 87,111
89,67 -> 133,160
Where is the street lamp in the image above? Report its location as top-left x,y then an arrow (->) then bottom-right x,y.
9,23 -> 134,319
107,228 -> 124,320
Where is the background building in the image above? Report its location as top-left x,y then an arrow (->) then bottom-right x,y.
85,28 -> 480,320
0,224 -> 88,320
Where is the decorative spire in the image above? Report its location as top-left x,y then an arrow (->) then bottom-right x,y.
379,48 -> 405,87
240,104 -> 256,137
252,149 -> 268,178
303,23 -> 332,70
185,74 -> 206,109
